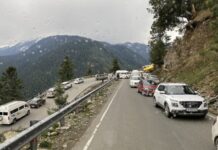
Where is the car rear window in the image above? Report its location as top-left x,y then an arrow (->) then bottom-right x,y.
0,112 -> 8,115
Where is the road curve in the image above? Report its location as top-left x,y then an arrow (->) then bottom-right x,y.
74,80 -> 215,150
0,78 -> 100,133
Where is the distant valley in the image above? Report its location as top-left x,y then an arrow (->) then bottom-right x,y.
0,35 -> 150,99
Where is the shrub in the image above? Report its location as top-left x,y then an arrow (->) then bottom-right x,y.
39,141 -> 52,148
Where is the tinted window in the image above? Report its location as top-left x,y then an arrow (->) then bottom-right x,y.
11,108 -> 19,114
158,85 -> 165,91
19,105 -> 24,110
0,112 -> 8,115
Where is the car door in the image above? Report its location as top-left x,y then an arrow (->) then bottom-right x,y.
155,85 -> 165,106
138,80 -> 143,92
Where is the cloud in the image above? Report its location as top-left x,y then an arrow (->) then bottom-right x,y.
0,0 -> 153,45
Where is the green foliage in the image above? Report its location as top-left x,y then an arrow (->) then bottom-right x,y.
86,67 -> 92,76
149,0 -> 207,34
54,82 -> 68,108
52,123 -> 59,129
59,56 -> 73,82
0,67 -> 23,104
110,58 -> 120,73
150,39 -> 167,67
0,36 -> 149,99
39,141 -> 52,148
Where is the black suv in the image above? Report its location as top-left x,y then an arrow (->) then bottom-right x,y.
28,97 -> 46,108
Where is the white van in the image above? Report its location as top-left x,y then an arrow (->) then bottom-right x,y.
115,70 -> 129,79
0,101 -> 30,125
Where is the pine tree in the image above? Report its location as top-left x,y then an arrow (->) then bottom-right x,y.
150,39 -> 167,67
110,58 -> 120,73
0,66 -> 23,104
59,56 -> 73,82
86,67 -> 92,76
54,82 -> 68,109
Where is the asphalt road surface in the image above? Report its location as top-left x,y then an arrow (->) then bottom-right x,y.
74,80 -> 215,150
0,78 -> 100,133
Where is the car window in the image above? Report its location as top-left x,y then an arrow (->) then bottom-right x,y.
166,85 -> 196,95
0,112 -> 8,116
131,77 -> 140,80
3,112 -> 8,116
11,108 -> 19,114
158,85 -> 165,91
19,105 -> 25,110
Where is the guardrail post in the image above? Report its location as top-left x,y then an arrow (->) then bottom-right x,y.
60,105 -> 65,126
60,117 -> 65,126
30,120 -> 39,150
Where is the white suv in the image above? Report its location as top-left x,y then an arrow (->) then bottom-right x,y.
129,76 -> 141,88
153,83 -> 208,118
212,117 -> 218,148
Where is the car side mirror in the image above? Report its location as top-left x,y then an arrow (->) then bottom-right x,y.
160,91 -> 166,94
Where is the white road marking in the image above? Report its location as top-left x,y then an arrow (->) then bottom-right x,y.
83,81 -> 123,150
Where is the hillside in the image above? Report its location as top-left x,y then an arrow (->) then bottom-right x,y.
160,11 -> 218,97
0,35 -> 150,99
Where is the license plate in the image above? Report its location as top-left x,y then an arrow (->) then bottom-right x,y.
186,108 -> 198,112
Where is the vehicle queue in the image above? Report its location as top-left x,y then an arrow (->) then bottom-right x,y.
120,69 -> 218,148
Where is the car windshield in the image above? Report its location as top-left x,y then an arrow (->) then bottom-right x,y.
131,77 -> 140,80
146,80 -> 158,85
166,85 -> 196,95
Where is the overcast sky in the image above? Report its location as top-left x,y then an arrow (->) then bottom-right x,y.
0,0 -> 153,46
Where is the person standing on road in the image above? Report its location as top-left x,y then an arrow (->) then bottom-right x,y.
117,73 -> 120,80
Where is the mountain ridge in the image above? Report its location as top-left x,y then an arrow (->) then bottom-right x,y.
0,35 -> 150,99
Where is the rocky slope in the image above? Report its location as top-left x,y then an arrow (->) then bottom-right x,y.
161,11 -> 218,97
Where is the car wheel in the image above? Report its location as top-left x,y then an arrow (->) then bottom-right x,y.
215,137 -> 218,150
137,89 -> 140,93
145,91 -> 149,96
12,118 -> 17,124
142,91 -> 145,96
27,110 -> 30,115
164,104 -> 171,118
200,114 -> 206,119
153,98 -> 158,107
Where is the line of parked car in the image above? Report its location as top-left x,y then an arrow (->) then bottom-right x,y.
0,77 -> 85,125
46,78 -> 84,98
128,70 -> 208,118
128,70 -> 218,148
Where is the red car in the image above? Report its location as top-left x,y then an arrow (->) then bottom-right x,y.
137,79 -> 158,96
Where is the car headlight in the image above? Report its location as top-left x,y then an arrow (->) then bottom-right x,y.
203,100 -> 208,107
170,99 -> 179,107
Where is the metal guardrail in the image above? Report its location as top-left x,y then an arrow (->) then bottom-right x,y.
0,80 -> 112,150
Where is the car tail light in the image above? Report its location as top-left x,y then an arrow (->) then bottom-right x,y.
213,117 -> 217,125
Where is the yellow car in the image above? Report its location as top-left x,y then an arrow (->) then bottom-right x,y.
143,64 -> 154,72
